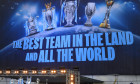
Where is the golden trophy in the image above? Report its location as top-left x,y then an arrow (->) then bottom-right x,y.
99,0 -> 114,28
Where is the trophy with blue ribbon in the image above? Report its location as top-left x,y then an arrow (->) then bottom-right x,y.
42,2 -> 56,30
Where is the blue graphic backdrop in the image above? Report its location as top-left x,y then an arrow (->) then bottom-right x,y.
0,0 -> 140,49
0,0 -> 140,75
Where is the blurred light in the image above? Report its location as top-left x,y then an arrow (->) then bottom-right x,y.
15,3 -> 19,5
36,78 -> 40,84
0,70 -> 2,74
41,70 -> 47,74
23,15 -> 29,19
18,77 -> 24,84
19,10 -> 23,12
10,79 -> 14,84
38,22 -> 43,25
70,82 -> 74,84
32,70 -> 37,74
1,5 -> 5,7
14,70 -> 19,74
23,70 -> 28,74
51,70 -> 56,74
30,6 -> 37,14
60,70 -> 66,74
71,78 -> 74,81
71,74 -> 74,78
16,13 -> 21,16
70,74 -> 74,81
70,74 -> 74,84
26,77 -> 32,84
11,7 -> 14,10
6,70 -> 11,74
36,16 -> 39,18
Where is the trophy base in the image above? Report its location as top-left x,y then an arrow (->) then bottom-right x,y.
64,24 -> 74,27
28,32 -> 39,36
99,23 -> 110,29
29,29 -> 38,36
84,23 -> 93,27
45,26 -> 54,31
45,28 -> 54,31
28,31 -> 39,36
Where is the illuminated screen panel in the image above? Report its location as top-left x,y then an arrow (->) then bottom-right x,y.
0,0 -> 140,75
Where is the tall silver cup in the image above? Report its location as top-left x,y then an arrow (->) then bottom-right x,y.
84,2 -> 96,26
45,9 -> 53,30
64,1 -> 76,27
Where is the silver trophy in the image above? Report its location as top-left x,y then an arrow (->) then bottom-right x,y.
27,16 -> 37,35
45,10 -> 53,30
84,2 -> 96,26
45,10 -> 53,29
43,3 -> 55,30
64,1 -> 76,27
60,0 -> 80,27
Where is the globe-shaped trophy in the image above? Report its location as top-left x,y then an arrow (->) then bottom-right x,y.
99,0 -> 114,28
64,1 -> 76,27
84,2 -> 96,26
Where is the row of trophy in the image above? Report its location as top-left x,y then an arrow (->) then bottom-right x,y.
24,0 -> 114,36
60,0 -> 114,28
25,2 -> 56,36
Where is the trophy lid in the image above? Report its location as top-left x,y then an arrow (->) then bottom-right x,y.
87,2 -> 95,6
106,0 -> 114,6
66,1 -> 75,6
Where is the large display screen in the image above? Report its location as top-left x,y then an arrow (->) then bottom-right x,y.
0,0 -> 140,75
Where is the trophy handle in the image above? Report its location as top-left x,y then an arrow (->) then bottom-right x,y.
85,5 -> 87,16
74,1 -> 77,23
60,1 -> 66,25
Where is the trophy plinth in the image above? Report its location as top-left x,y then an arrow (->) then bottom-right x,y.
84,2 -> 96,27
64,22 -> 74,27
99,20 -> 110,28
45,26 -> 54,31
29,28 -> 37,35
84,18 -> 92,26
99,0 -> 114,29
